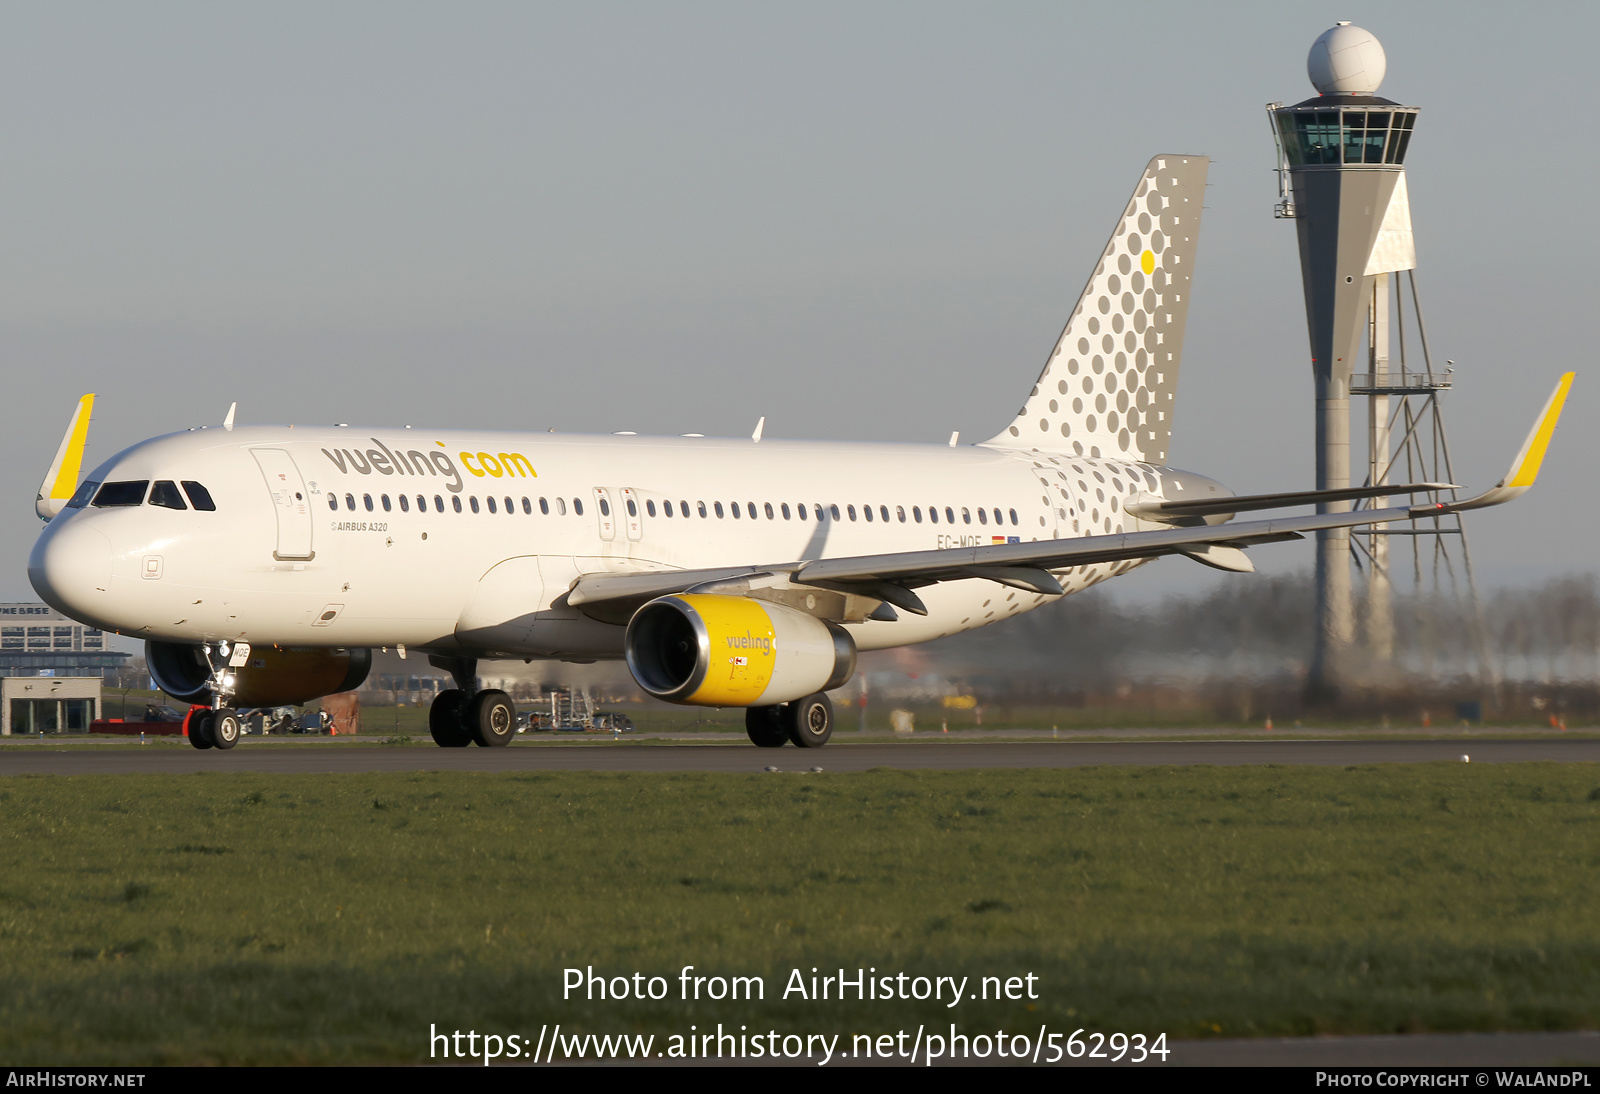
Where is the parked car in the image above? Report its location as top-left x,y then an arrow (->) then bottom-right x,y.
592,711 -> 636,734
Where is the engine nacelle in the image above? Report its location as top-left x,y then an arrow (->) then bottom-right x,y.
625,594 -> 855,707
146,641 -> 371,708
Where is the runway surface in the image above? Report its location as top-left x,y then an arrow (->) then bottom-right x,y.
2,737 -> 1597,775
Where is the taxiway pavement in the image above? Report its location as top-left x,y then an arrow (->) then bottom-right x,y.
1,737 -> 1597,775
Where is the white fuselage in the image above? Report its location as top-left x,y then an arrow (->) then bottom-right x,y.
28,425 -> 1226,661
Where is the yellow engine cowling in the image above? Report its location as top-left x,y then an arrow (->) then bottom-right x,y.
624,594 -> 856,707
146,641 -> 371,707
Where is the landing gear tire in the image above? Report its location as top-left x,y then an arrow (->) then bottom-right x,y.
185,707 -> 214,750
429,689 -> 473,747
469,690 -> 515,747
745,705 -> 788,748
784,693 -> 834,748
211,708 -> 241,750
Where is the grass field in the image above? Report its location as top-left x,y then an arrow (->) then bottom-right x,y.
1,764 -> 1598,1063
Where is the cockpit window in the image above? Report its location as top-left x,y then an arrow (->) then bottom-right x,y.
149,481 -> 187,510
181,482 -> 216,511
65,481 -> 100,509
93,481 -> 149,507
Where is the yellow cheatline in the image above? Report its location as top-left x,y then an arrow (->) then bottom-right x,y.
1506,372 -> 1575,488
1141,250 -> 1156,275
48,394 -> 95,501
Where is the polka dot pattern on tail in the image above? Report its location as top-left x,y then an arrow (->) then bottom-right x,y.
986,155 -> 1207,466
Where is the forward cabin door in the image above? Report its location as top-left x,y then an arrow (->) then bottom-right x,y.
251,449 -> 315,560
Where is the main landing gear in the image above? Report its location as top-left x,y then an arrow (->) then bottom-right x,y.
427,657 -> 515,748
745,693 -> 834,749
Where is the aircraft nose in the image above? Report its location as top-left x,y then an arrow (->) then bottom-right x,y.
28,518 -> 113,621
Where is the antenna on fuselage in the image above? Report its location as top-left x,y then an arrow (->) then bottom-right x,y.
751,416 -> 765,443
223,402 -> 237,432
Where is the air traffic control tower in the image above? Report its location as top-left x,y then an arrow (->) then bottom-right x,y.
1269,23 -> 1420,698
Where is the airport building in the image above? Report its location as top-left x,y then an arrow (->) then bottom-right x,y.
0,602 -> 131,680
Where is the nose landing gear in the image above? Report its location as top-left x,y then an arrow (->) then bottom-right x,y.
185,642 -> 250,750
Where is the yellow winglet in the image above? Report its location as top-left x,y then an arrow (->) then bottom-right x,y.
35,394 -> 95,522
1503,372 -> 1573,488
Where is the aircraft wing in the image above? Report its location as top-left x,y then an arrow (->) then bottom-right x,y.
565,373 -> 1573,621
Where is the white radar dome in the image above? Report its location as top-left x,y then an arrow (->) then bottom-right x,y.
1307,22 -> 1386,95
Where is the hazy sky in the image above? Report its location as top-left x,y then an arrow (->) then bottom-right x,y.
3,1 -> 1595,610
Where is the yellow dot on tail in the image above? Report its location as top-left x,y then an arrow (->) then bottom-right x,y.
1141,249 -> 1156,275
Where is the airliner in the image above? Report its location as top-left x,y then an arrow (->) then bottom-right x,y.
26,156 -> 1572,751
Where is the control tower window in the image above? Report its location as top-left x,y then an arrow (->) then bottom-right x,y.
93,481 -> 149,507
1341,112 -> 1388,164
181,482 -> 216,511
149,481 -> 187,510
1286,112 -> 1342,165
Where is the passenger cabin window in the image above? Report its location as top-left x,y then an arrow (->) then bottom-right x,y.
470,496 -> 480,513
434,495 -> 445,512
363,494 -> 374,512
829,504 -> 840,521
149,481 -> 187,510
93,481 -> 149,507
556,498 -> 567,515
879,505 -> 889,522
627,499 -> 638,517
927,506 -> 937,524
66,481 -> 100,509
573,498 -> 583,516
714,502 -> 725,518
522,497 -> 532,514
978,508 -> 988,524
781,503 -> 791,520
765,503 -> 775,520
504,497 -> 513,514
486,496 -> 497,514
863,505 -> 873,522
382,495 -> 392,512
945,507 -> 955,524
697,501 -> 707,518
327,493 -> 338,510
993,508 -> 1003,525
539,497 -> 550,514
452,496 -> 463,513
913,507 -> 923,523
797,503 -> 807,521
1009,508 -> 1019,525
896,506 -> 906,523
962,507 -> 971,524
345,494 -> 356,511
599,497 -> 610,517
847,505 -> 857,521
180,482 -> 216,511
399,495 -> 410,512
649,500 -> 659,517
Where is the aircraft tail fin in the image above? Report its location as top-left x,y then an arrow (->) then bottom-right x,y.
984,155 -> 1208,464
35,394 -> 95,523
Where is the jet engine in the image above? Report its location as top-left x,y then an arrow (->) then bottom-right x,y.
146,641 -> 372,707
625,593 -> 855,707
